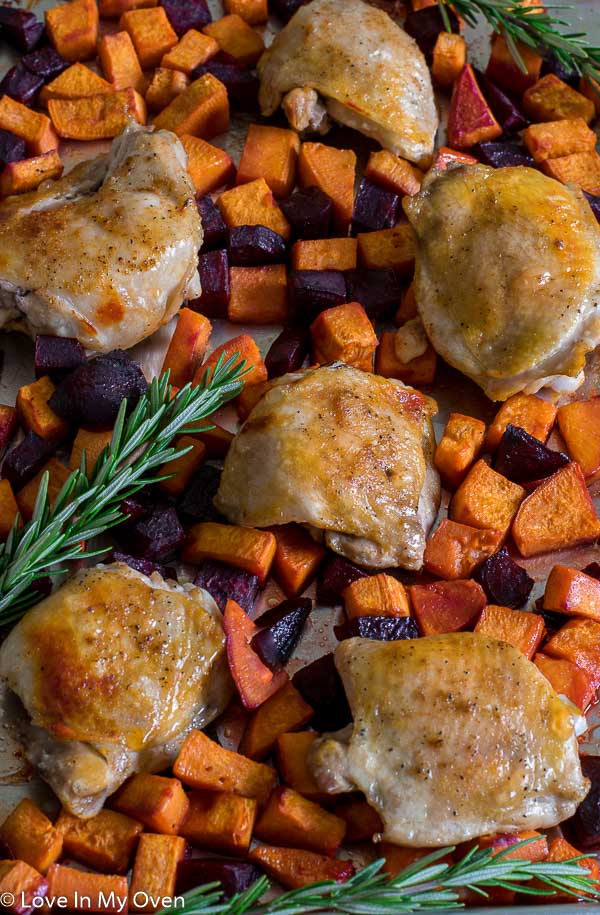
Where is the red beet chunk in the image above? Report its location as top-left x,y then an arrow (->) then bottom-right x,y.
280,186 -> 333,240
119,492 -> 151,522
344,268 -> 401,320
0,63 -> 43,106
111,550 -> 174,580
0,7 -> 44,52
584,192 -> 600,224
289,270 -> 346,322
176,859 -> 261,898
472,141 -> 534,169
474,69 -> 529,134
197,195 -> 227,251
128,506 -> 185,561
228,225 -> 287,266
474,547 -> 534,609
0,405 -> 18,455
347,615 -> 420,641
34,335 -> 86,381
251,598 -> 312,668
317,556 -> 370,604
569,756 -> 600,848
22,45 -> 68,81
160,0 -> 211,35
265,327 -> 309,378
352,178 -> 399,234
0,128 -> 25,169
539,606 -> 570,636
269,0 -> 310,21
2,432 -> 57,488
292,652 -> 352,731
194,559 -> 260,613
403,5 -> 460,59
178,464 -> 223,523
49,351 -> 147,431
190,249 -> 230,319
192,61 -> 258,110
583,562 -> 600,581
494,424 -> 569,484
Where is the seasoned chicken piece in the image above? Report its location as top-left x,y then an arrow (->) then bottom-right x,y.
0,122 -> 202,352
405,164 -> 600,401
310,633 -> 590,846
0,563 -> 230,817
215,364 -> 440,570
258,0 -> 437,167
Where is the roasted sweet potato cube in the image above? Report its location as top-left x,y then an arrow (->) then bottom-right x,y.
487,393 -> 556,451
192,422 -> 233,458
382,845 -> 454,878
248,845 -> 354,890
291,238 -> 357,272
182,521 -> 276,582
523,117 -> 597,163
0,480 -> 18,539
545,617 -> 600,685
342,573 -> 410,619
40,63 -> 113,104
409,579 -> 486,636
217,177 -> 290,240
145,67 -> 189,111
181,134 -> 234,195
48,89 -> 147,140
533,653 -> 596,710
16,458 -> 71,521
17,376 -> 68,442
113,774 -> 190,834
485,32 -> 542,95
366,150 -> 423,198
394,284 -> 418,325
557,396 -> 600,480
0,799 -> 62,874
276,732 -> 328,803
0,860 -> 48,914
225,0 -> 267,25
465,831 -> 548,863
451,459 -> 525,535
580,75 -> 600,118
432,145 -> 478,169
159,435 -> 206,497
45,0 -> 98,62
375,329 -> 437,387
0,97 -> 58,156
237,124 -> 300,199
129,834 -> 186,913
544,564 -> 600,622
228,265 -> 288,325
153,72 -> 228,137
542,150 -> 600,195
180,790 -> 257,854
235,379 -> 274,420
162,308 -> 211,387
99,0 -> 158,17
334,796 -> 383,842
357,225 -> 416,275
298,142 -> 356,234
523,74 -> 596,124
474,604 -> 544,659
203,14 -> 264,67
432,32 -> 466,87
0,404 -> 18,455
98,32 -> 146,93
270,523 -> 326,597
120,7 -> 177,68
310,302 -> 377,372
55,808 -> 143,873
512,462 -> 600,557
254,787 -> 346,856
542,837 -> 600,900
239,682 -> 313,761
448,64 -> 502,148
434,412 -> 486,490
196,333 -> 267,386
161,29 -> 218,73
423,519 -> 503,580
69,428 -> 112,473
46,864 -> 128,912
0,150 -> 63,197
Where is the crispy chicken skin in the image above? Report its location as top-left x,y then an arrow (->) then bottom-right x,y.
215,364 -> 440,570
0,563 -> 231,817
405,164 -> 600,401
257,0 -> 437,167
0,123 -> 202,351
310,633 -> 590,846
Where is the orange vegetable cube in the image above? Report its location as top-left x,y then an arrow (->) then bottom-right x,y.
0,480 -> 18,540
512,462 -> 600,557
40,64 -> 113,104
158,435 -> 206,497
56,809 -> 142,874
465,831 -> 548,862
46,864 -> 128,913
129,835 -> 186,913
235,379 -> 274,420
291,238 -> 357,272
486,393 -> 556,451
99,32 -> 146,93
409,579 -> 487,635
237,124 -> 300,198
276,732 -> 328,803
228,265 -> 288,325
310,302 -> 377,371
45,0 -> 99,62
382,845 -> 454,879
557,396 -> 600,480
161,29 -> 219,73
451,459 -> 525,535
269,523 -> 326,597
217,177 -> 290,239
161,307 -> 211,387
203,14 -> 264,67
113,774 -> 190,834
357,224 -> 416,275
432,145 -> 478,169
0,799 -> 62,874
69,428 -> 112,473
191,422 -> 233,458
545,618 -> 600,685
254,787 -> 346,857
485,32 -> 542,95
534,653 -> 596,711
580,75 -> 600,118
541,150 -> 600,195
334,796 -> 383,842
342,572 -> 411,619
145,67 -> 189,111
120,7 -> 177,68
0,404 -> 17,454
394,283 -> 418,325
0,860 -> 48,914
542,837 -> 600,900
16,459 -> 71,522
523,73 -> 596,123
544,564 -> 600,622
180,790 -> 257,854
225,0 -> 268,25
448,64 -> 502,148
48,89 -> 147,140
16,376 -> 68,442
432,32 -> 467,88
0,151 -> 63,197
239,682 -> 314,761
523,117 -> 597,163
375,329 -> 437,387
474,604 -> 544,659
99,0 -> 158,17
249,845 -> 354,890
423,519 -> 503,580
181,134 -> 234,194
0,97 -> 58,156
434,412 -> 486,490
197,333 -> 267,386
182,521 -> 276,582
298,142 -> 356,234
365,149 -> 423,196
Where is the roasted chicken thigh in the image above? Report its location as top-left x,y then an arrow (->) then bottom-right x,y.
215,364 -> 440,569
258,0 -> 437,167
0,123 -> 202,351
405,164 -> 600,401
0,563 -> 230,817
310,633 -> 589,846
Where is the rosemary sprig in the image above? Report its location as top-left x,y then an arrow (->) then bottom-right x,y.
165,841 -> 600,915
439,0 -> 600,85
0,354 -> 246,624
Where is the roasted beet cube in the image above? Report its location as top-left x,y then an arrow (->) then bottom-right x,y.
178,464 -> 223,523
269,0 -> 310,21
352,178 -> 399,234
0,128 -> 25,171
583,562 -> 600,581
251,598 -> 312,668
176,859 -> 261,898
289,270 -> 346,322
119,492 -> 150,522
228,225 -> 287,266
0,7 -> 44,52
128,506 -> 185,561
494,424 -> 569,484
160,0 -> 211,35
475,547 -> 534,609
345,268 -> 401,321
192,61 -> 258,111
584,192 -> 600,224
197,195 -> 227,251
0,64 -> 43,106
472,141 -> 534,169
280,186 -> 332,240
538,606 -> 570,637
293,652 -> 352,731
2,432 -> 56,488
569,756 -> 600,848
111,550 -> 173,580
34,335 -> 86,381
191,249 -> 230,319
317,556 -> 370,604
22,45 -> 68,81
49,350 -> 147,430
403,5 -> 460,58
265,327 -> 309,378
194,559 -> 260,613
474,69 -> 529,134
541,51 -> 579,87
31,575 -> 52,598
348,615 -> 420,641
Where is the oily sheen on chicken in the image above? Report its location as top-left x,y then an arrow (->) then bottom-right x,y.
0,123 -> 202,351
0,563 -> 231,818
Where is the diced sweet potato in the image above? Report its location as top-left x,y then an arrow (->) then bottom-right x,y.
239,682 -> 313,761
542,150 -> 600,195
485,32 -> 542,95
382,845 -> 453,878
580,75 -> 600,118
0,97 -> 58,155
432,31 -> 466,87
541,837 -> 600,900
523,73 -> 596,123
434,412 -> 486,489
486,393 -> 556,452
217,177 -> 290,240
394,284 -> 418,326
69,428 -> 112,473
98,32 -> 146,93
235,379 -> 274,420
466,831 -> 548,863
129,834 -> 186,913
48,89 -> 146,140
342,573 -> 410,619
270,523 -> 326,597
180,790 -> 257,854
423,519 -> 503,580
545,617 -> 600,684
534,653 -> 596,710
0,480 -> 18,539
153,71 -> 228,138
357,224 -> 415,275
291,238 -> 357,271
40,63 -> 112,104
276,732 -> 328,803
557,396 -> 600,480
192,422 -> 233,458
113,773 -> 190,833
474,604 -> 544,659
432,145 -> 478,170
181,134 -> 234,194
99,0 -> 158,15
544,564 -> 600,623
409,579 -> 487,635
46,864 -> 128,913
0,150 -> 63,197
249,845 -> 354,890
254,787 -> 346,856
173,729 -> 276,805
223,599 -> 289,710
375,329 -> 437,387
145,67 -> 189,111
55,809 -> 142,874
334,796 -> 383,842
161,28 -> 218,72
237,124 -> 300,198
225,0 -> 267,24
523,117 -> 596,163
451,459 -> 525,536
310,301 -> 377,372
196,333 -> 267,385
0,404 -> 18,456
159,435 -> 206,497
182,521 -> 276,582
228,265 -> 288,325
16,458 -> 71,521
448,64 -> 502,148
0,799 -> 62,874
298,142 -> 356,234
45,0 -> 98,62
120,6 -> 177,68
512,461 -> 600,556
17,376 -> 68,442
0,860 -> 48,914
365,149 -> 423,197
161,307 -> 211,387
203,15 -> 264,67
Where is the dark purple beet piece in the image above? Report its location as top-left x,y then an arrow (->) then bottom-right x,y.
584,192 -> 600,224
31,576 -> 52,598
345,268 -> 402,321
119,493 -> 150,523
269,0 -> 310,21
191,249 -> 230,319
541,51 -> 579,87
494,424 -> 569,484
34,335 -> 86,381
194,559 -> 260,614
0,8 -> 44,52
178,464 -> 222,523
0,128 -> 25,170
583,562 -> 600,581
251,598 -> 312,668
2,432 -> 56,488
293,652 -> 351,731
128,506 -> 185,561
192,61 -> 258,111
49,351 -> 147,431
280,186 -> 332,240
403,5 -> 460,58
348,615 -> 420,641
474,547 -> 534,609
22,45 -> 68,81
568,756 -> 600,848
176,859 -> 261,898
265,328 -> 309,378
475,69 -> 529,133
317,556 -> 369,604
352,178 -> 399,234
0,64 -> 43,106
539,607 -> 570,636
472,141 -> 534,169
197,195 -> 227,251
289,270 -> 346,322
111,550 -> 172,580
228,225 -> 287,266
160,0 -> 211,35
